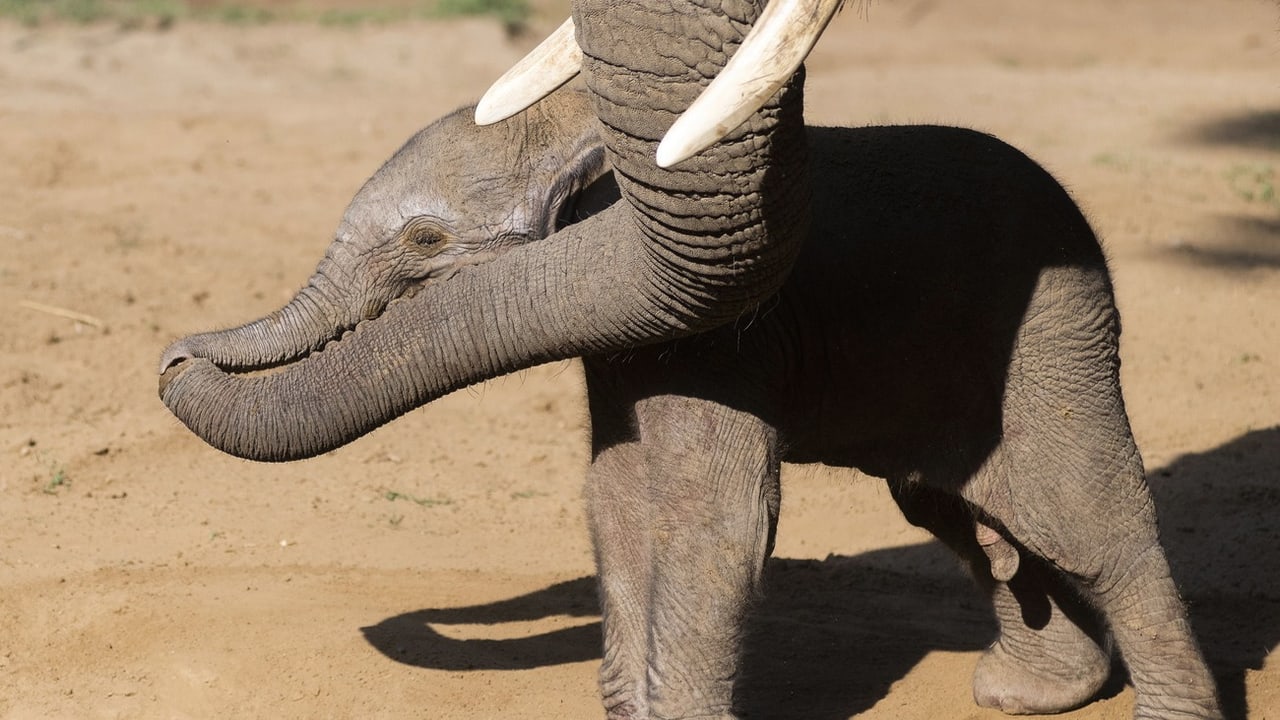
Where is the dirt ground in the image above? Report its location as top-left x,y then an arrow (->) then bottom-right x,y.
1,0 -> 1278,718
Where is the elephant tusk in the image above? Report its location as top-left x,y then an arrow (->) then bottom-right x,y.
655,0 -> 845,168
479,1 -> 841,163
475,17 -> 582,126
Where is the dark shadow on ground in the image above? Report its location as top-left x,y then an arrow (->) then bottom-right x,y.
1162,215 -> 1280,271
363,428 -> 1280,719
735,545 -> 991,718
361,576 -> 601,671
1165,109 -> 1280,273
1181,109 -> 1280,153
1150,425 -> 1280,720
362,543 -> 992,719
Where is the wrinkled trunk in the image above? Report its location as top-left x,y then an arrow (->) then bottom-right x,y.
160,258 -> 357,373
576,0 -> 809,325
162,212 -> 611,460
161,0 -> 810,461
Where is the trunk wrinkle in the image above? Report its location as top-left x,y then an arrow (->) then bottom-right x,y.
163,0 -> 811,461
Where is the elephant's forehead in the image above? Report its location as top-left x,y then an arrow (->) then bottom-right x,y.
401,159 -> 534,221
342,127 -> 538,240
391,181 -> 452,222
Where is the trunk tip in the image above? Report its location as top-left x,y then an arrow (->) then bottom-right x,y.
158,357 -> 194,400
159,340 -> 194,375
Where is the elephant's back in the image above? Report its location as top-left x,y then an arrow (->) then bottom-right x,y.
803,124 -> 1104,269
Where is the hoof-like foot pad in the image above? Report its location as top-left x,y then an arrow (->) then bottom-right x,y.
973,640 -> 1110,715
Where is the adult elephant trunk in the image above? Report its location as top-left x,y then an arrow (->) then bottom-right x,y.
575,0 -> 810,325
160,0 -> 811,461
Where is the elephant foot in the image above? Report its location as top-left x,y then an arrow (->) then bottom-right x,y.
972,636 -> 1111,715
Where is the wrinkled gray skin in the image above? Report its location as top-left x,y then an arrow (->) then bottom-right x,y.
160,0 -> 810,463
159,89 -> 611,377
159,85 -> 1221,719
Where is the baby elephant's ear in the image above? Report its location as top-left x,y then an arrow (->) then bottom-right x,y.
534,132 -> 611,237
538,141 -> 613,235
524,86 -> 612,237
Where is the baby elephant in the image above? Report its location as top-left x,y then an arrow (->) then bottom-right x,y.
160,88 -> 1221,719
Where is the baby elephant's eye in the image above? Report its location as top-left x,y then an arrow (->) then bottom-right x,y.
401,218 -> 449,253
410,228 -> 443,247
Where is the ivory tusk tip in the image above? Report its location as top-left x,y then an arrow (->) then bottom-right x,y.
473,17 -> 582,127
657,101 -> 742,167
656,0 -> 844,167
473,96 -> 514,126
653,139 -> 684,169
654,134 -> 699,169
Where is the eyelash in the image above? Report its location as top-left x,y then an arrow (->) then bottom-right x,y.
402,219 -> 447,250
410,229 -> 441,247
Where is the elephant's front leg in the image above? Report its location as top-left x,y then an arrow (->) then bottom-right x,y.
586,369 -> 780,720
644,396 -> 780,720
586,432 -> 654,719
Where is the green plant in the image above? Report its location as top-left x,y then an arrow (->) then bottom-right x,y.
209,3 -> 274,25
0,0 -> 531,30
42,465 -> 69,495
384,489 -> 453,507
1091,152 -> 1133,172
1226,163 -> 1278,208
0,0 -> 183,27
432,0 -> 529,34
26,445 -> 70,495
318,7 -> 392,26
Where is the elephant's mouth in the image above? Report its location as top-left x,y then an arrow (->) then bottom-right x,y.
159,322 -> 358,397
157,247 -> 505,400
158,308 -> 371,381
158,166 -> 622,401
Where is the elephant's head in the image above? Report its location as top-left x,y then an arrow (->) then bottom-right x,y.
160,88 -> 607,377
159,0 -> 829,461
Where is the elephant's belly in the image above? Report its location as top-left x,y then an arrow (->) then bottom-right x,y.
770,367 -> 1005,488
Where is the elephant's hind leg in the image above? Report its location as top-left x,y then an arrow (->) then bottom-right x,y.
889,482 -> 1111,714
962,303 -> 1221,717
965,447 -> 1220,718
972,553 -> 1113,714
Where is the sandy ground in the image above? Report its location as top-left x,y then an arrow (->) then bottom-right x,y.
1,1 -> 1278,718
